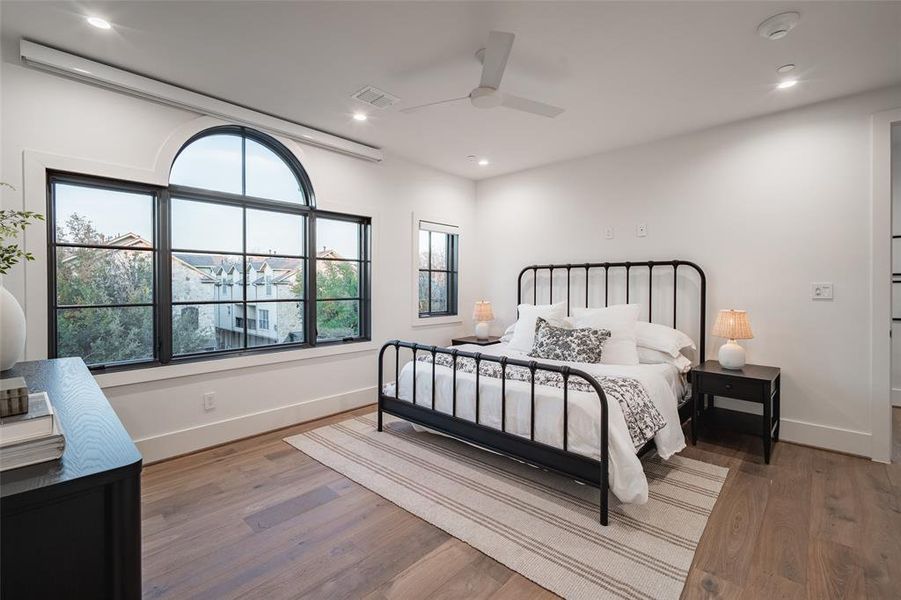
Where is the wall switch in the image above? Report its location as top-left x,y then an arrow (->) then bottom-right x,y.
636,223 -> 647,237
604,227 -> 614,240
203,392 -> 216,411
811,282 -> 834,301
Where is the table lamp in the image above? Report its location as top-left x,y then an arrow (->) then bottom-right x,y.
472,301 -> 495,340
712,309 -> 753,369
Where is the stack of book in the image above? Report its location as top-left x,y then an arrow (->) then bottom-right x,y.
0,392 -> 65,471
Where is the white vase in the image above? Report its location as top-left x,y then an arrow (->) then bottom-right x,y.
0,286 -> 26,371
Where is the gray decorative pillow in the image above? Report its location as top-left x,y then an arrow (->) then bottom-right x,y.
528,317 -> 611,363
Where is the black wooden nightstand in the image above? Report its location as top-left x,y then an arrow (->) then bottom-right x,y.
451,336 -> 502,346
691,360 -> 781,464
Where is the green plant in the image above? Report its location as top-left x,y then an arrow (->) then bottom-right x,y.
0,183 -> 44,275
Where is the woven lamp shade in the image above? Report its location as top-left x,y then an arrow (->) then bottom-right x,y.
472,301 -> 495,322
712,309 -> 753,340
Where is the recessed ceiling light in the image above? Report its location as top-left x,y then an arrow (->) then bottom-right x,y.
757,12 -> 800,41
352,112 -> 368,122
86,16 -> 112,30
478,158 -> 489,166
777,79 -> 798,89
776,64 -> 796,74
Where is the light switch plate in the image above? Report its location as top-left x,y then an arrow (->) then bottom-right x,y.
604,227 -> 614,240
811,282 -> 834,300
636,223 -> 647,237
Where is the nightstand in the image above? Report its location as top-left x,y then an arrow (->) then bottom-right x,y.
691,360 -> 781,464
450,336 -> 502,347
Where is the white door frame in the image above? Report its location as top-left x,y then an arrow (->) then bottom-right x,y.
871,108 -> 901,463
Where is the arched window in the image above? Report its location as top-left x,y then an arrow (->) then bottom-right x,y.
47,126 -> 370,369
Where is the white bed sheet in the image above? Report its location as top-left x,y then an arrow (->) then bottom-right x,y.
394,342 -> 687,505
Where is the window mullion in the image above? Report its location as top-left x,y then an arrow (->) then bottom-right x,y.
159,189 -> 173,364
308,212 -> 317,346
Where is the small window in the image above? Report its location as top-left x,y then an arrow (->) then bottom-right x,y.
418,221 -> 458,317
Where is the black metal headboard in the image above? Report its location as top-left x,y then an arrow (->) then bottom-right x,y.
516,260 -> 707,362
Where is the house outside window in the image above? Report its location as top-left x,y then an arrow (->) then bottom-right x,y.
47,125 -> 371,370
418,220 -> 458,317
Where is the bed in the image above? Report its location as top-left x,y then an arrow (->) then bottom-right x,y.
378,260 -> 706,526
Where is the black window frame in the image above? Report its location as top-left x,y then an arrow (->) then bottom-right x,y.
47,126 -> 371,372
418,227 -> 458,318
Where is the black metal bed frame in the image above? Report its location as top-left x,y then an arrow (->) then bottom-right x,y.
378,260 -> 706,526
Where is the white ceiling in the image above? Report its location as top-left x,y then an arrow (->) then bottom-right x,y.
2,1 -> 900,179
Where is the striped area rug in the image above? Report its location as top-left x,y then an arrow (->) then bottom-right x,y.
285,413 -> 727,600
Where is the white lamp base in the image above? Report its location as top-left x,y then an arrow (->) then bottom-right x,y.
718,340 -> 746,369
474,321 -> 490,340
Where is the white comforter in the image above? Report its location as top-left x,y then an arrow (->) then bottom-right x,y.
394,342 -> 686,504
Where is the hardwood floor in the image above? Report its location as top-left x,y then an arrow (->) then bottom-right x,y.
141,407 -> 901,599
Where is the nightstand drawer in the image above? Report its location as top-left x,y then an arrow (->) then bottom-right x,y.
697,372 -> 763,401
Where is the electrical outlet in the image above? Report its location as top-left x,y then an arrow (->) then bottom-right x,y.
636,223 -> 647,237
203,392 -> 216,411
811,282 -> 834,301
604,227 -> 614,240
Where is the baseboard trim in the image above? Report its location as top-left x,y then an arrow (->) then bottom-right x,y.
892,388 -> 901,407
135,386 -> 375,463
779,417 -> 871,458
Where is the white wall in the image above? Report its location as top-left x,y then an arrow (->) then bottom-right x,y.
476,85 -> 901,457
1,62 -> 477,461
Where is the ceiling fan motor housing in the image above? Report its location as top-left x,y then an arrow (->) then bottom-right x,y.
470,86 -> 503,109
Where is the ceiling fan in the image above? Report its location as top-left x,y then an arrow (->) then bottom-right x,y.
400,31 -> 564,118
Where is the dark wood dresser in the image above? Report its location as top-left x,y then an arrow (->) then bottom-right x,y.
1,358 -> 142,599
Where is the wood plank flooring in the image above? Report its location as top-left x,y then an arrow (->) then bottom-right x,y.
141,407 -> 901,599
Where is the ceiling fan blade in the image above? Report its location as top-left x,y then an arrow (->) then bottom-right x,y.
500,93 -> 564,118
479,31 -> 515,90
400,96 -> 469,113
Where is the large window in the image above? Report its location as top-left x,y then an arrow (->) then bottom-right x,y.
48,126 -> 371,369
418,221 -> 458,317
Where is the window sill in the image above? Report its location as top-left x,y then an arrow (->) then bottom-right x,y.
411,314 -> 463,328
94,341 -> 378,389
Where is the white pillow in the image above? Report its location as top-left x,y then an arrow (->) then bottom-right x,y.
637,346 -> 692,373
499,322 -> 517,343
635,321 -> 696,358
507,302 -> 567,352
569,304 -> 640,365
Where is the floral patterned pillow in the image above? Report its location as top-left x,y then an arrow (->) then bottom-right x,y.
527,317 -> 611,363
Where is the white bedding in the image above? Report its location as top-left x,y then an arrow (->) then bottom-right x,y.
393,342 -> 687,505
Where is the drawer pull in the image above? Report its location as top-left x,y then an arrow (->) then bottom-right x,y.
725,384 -> 732,390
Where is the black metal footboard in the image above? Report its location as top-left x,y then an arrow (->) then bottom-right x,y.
377,340 -> 611,526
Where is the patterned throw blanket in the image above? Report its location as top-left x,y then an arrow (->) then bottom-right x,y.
413,353 -> 666,449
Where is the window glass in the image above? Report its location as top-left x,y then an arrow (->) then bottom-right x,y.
172,253 -> 244,302
317,300 -> 359,341
247,301 -> 305,347
54,184 -> 153,245
418,230 -> 430,268
246,256 -> 303,300
430,231 -> 448,270
171,198 -> 243,253
172,304 -> 243,355
57,306 -> 153,365
430,272 -> 448,313
316,261 -> 358,299
56,248 -> 153,306
246,209 -> 304,256
317,218 -> 360,260
169,133 -> 242,194
245,139 -> 304,203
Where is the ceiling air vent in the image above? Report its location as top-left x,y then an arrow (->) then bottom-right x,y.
352,85 -> 400,109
